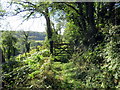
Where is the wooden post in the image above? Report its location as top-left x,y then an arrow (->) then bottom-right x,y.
0,48 -> 5,89
0,48 -> 2,89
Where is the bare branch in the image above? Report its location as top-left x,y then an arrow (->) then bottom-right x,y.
14,9 -> 35,15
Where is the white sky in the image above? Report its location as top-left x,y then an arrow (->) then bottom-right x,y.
1,15 -> 46,32
0,0 -> 46,32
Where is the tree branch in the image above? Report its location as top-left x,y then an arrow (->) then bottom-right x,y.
64,3 -> 80,15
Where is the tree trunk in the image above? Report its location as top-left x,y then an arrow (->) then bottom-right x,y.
77,2 -> 86,32
44,8 -> 53,54
86,2 -> 98,47
25,42 -> 30,53
2,50 -> 5,63
0,48 -> 2,90
0,48 -> 3,63
7,47 -> 11,60
1,47 -> 5,63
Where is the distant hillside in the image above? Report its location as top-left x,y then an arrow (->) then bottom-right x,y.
28,31 -> 46,40
0,31 -> 46,41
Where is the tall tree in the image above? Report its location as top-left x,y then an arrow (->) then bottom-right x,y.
1,31 -> 17,60
11,1 -> 53,53
44,8 -> 53,53
85,2 -> 97,47
22,31 -> 31,53
62,2 -> 119,49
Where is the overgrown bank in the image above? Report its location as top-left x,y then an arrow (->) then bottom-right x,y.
2,26 -> 120,89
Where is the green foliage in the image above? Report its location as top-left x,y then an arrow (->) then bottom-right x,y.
3,26 -> 120,89
40,49 -> 50,57
3,47 -> 56,89
2,1 -> 120,89
2,48 -> 45,89
102,26 -> 120,88
3,25 -> 120,89
1,31 -> 18,60
63,21 -> 81,45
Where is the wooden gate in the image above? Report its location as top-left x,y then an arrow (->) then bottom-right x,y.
53,42 -> 73,56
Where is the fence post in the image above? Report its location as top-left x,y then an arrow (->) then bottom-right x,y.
0,48 -> 2,89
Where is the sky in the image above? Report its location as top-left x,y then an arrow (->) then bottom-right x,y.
0,0 -> 46,32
